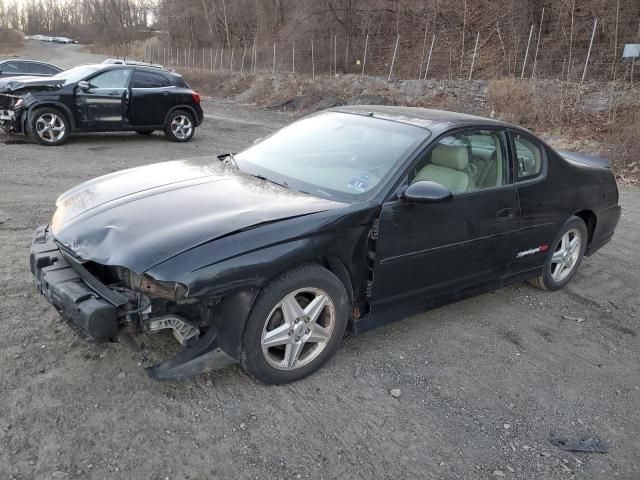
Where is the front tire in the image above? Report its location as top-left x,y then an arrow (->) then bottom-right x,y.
530,216 -> 588,291
30,107 -> 70,146
241,264 -> 349,384
164,109 -> 195,142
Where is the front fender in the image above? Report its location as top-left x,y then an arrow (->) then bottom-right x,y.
27,99 -> 76,129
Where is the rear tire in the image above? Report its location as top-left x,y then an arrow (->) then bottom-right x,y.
30,107 -> 70,146
164,109 -> 195,142
241,264 -> 349,384
529,216 -> 588,291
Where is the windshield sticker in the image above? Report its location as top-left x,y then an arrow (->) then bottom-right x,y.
359,172 -> 371,181
347,178 -> 368,193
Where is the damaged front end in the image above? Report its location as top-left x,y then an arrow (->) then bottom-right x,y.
30,225 -> 241,380
0,93 -> 27,133
1,79 -> 62,133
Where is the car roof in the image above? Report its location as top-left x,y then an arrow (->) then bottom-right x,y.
83,63 -> 178,77
330,105 -> 515,131
0,59 -> 61,68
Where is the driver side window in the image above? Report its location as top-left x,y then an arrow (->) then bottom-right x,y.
88,69 -> 132,89
409,129 -> 508,194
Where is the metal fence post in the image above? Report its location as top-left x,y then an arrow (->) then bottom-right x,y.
273,43 -> 276,77
424,33 -> 435,80
388,35 -> 399,81
311,39 -> 315,79
333,34 -> 337,76
202,48 -> 205,70
241,46 -> 246,75
581,17 -> 598,84
329,35 -> 333,76
531,7 -> 545,79
418,23 -> 428,78
361,33 -> 368,77
468,31 -> 480,80
230,48 -> 234,71
520,25 -> 534,79
292,42 -> 295,73
253,40 -> 257,73
220,46 -> 224,70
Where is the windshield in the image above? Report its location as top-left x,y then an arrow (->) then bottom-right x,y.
50,65 -> 102,85
234,112 -> 429,202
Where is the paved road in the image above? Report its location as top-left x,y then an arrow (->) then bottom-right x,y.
0,42 -> 638,480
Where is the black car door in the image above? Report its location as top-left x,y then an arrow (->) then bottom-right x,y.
371,127 -> 519,314
74,68 -> 132,130
128,69 -> 176,127
507,130 -> 562,276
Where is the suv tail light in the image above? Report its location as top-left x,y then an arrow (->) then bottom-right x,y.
191,91 -> 201,104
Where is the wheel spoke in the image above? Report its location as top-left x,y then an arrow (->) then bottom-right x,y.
283,340 -> 304,368
306,323 -> 329,344
262,324 -> 292,348
553,263 -> 565,280
551,250 -> 563,264
304,294 -> 327,324
281,294 -> 304,325
569,236 -> 579,254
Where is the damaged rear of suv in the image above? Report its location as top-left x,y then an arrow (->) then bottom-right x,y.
1,63 -> 203,145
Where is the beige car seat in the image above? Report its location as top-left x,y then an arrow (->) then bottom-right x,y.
413,143 -> 470,193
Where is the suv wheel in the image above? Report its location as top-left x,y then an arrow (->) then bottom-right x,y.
165,110 -> 194,142
529,216 -> 588,291
241,264 -> 349,384
30,107 -> 70,146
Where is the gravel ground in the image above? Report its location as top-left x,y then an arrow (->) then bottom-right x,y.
0,42 -> 639,480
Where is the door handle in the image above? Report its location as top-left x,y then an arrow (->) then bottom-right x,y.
496,207 -> 515,221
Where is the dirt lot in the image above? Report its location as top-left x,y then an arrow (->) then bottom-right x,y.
1,43 -> 639,480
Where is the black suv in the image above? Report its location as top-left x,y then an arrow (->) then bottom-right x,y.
0,59 -> 63,78
0,63 -> 203,145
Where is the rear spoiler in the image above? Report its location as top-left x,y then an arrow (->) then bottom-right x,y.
556,149 -> 610,168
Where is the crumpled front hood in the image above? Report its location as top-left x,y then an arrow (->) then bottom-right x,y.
51,157 -> 345,273
0,76 -> 63,93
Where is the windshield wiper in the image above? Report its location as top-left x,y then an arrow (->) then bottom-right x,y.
218,153 -> 239,169
253,174 -> 289,189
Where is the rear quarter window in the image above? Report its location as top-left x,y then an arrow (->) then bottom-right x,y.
131,70 -> 171,88
512,132 -> 544,181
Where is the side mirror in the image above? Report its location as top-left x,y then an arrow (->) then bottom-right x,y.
402,180 -> 452,204
77,80 -> 91,91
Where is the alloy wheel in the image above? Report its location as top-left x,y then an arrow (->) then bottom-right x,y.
170,114 -> 193,140
261,287 -> 336,370
550,228 -> 581,282
35,113 -> 65,143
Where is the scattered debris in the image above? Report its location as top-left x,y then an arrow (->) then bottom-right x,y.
503,423 -> 511,429
552,437 -> 609,453
562,315 -> 585,323
492,470 -> 505,477
390,388 -> 401,398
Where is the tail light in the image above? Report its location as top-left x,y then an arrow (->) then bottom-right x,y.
191,91 -> 201,104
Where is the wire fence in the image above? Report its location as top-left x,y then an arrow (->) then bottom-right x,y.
140,13 -> 640,84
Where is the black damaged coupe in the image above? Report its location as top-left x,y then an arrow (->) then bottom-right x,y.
30,107 -> 621,383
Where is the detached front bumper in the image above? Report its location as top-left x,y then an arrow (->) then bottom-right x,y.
29,224 -> 237,380
29,225 -> 124,341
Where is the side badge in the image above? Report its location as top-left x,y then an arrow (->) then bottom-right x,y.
516,244 -> 549,259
